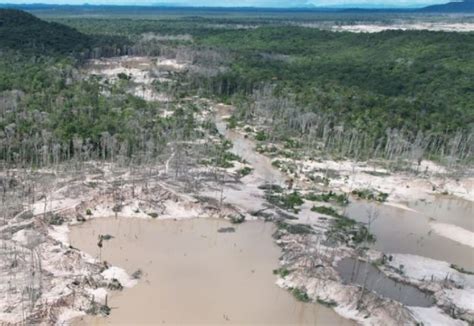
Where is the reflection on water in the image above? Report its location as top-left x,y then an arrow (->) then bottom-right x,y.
71,218 -> 353,325
336,258 -> 434,307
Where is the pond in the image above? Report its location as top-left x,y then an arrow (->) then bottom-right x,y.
336,257 -> 435,307
345,197 -> 474,270
70,217 -> 353,325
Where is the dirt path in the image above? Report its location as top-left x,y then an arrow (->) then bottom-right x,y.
214,104 -> 285,185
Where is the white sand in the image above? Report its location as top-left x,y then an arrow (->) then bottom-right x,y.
409,307 -> 467,326
430,222 -> 474,248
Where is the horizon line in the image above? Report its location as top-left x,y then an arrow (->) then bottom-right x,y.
0,1 -> 456,10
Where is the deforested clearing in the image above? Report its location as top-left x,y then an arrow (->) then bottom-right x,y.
1,5 -> 473,326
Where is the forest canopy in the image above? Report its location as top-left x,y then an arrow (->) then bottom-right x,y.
0,11 -> 473,165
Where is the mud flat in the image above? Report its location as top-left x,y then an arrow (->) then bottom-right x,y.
70,217 -> 352,325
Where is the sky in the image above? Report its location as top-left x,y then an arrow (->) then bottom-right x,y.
1,0 -> 455,8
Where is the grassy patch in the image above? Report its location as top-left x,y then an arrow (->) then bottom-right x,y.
352,189 -> 389,202
255,130 -> 268,141
266,191 -> 304,213
273,267 -> 292,277
451,264 -> 474,275
210,151 -> 242,168
238,166 -> 253,177
283,137 -> 301,149
290,288 -> 311,303
226,115 -> 238,129
258,183 -> 284,193
311,205 -> 341,218
309,175 -> 330,186
305,191 -> 349,206
48,213 -> 64,226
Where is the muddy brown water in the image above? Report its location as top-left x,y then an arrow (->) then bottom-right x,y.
406,196 -> 474,232
345,197 -> 474,270
70,218 -> 353,325
336,258 -> 434,307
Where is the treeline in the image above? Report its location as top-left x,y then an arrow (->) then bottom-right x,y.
199,27 -> 474,135
1,12 -> 473,168
181,26 -> 474,165
235,85 -> 473,168
0,54 -> 206,167
0,9 -> 134,59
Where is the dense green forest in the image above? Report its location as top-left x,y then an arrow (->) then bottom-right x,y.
0,10 -> 473,166
54,16 -> 474,134
201,27 -> 473,132
0,9 -> 92,54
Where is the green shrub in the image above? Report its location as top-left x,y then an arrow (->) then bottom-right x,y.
226,115 -> 237,129
266,191 -> 304,213
305,191 -> 349,206
291,288 -> 311,302
255,130 -> 268,141
238,166 -> 253,176
230,214 -> 245,224
352,189 -> 389,202
311,205 -> 341,217
273,267 -> 292,277
451,264 -> 474,275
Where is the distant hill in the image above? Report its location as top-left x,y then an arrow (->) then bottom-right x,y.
0,2 -> 473,15
0,9 -> 91,54
420,0 -> 474,12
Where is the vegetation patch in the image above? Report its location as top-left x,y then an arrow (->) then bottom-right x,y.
352,189 -> 389,202
255,130 -> 268,141
273,267 -> 292,278
229,214 -> 246,224
238,166 -> 253,177
305,191 -> 349,206
311,205 -> 341,218
290,287 -> 311,303
451,264 -> 474,275
48,214 -> 65,226
317,297 -> 338,307
327,215 -> 376,245
265,190 -> 304,213
258,183 -> 284,193
86,301 -> 111,316
276,220 -> 314,235
107,278 -> 123,291
225,115 -> 238,129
